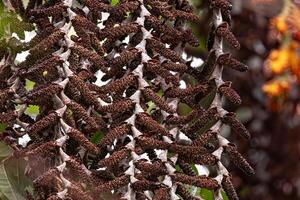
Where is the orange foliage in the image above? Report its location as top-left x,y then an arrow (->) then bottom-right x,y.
263,0 -> 300,111
262,79 -> 290,97
266,42 -> 300,75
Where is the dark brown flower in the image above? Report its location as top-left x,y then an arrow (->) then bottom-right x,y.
99,123 -> 131,147
222,175 -> 239,200
94,175 -> 130,193
98,148 -> 130,168
68,184 -> 93,200
176,183 -> 201,200
215,22 -> 240,49
217,53 -> 248,72
29,3 -> 67,17
131,180 -> 160,192
29,30 -> 65,57
67,128 -> 100,154
71,45 -> 108,73
27,112 -> 59,136
219,82 -> 242,105
135,159 -> 167,176
146,38 -> 183,62
171,173 -> 219,189
210,0 -> 232,10
142,87 -> 175,113
224,144 -> 255,175
164,84 -> 208,99
153,187 -> 171,200
222,112 -> 251,140
136,113 -> 171,137
67,101 -> 99,131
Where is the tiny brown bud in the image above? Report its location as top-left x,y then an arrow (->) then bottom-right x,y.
173,9 -> 201,22
27,112 -> 59,136
215,22 -> 240,49
219,82 -> 242,105
71,45 -> 108,73
222,112 -> 251,140
162,61 -> 187,73
224,144 -> 255,175
98,148 -> 130,168
143,87 -> 175,113
94,175 -> 130,193
183,107 -> 220,139
33,168 -> 60,189
26,83 -> 63,104
136,136 -> 170,150
171,173 -> 219,190
135,159 -> 168,176
146,38 -> 183,62
0,111 -> 17,123
136,113 -> 171,137
99,123 -> 131,146
97,99 -> 135,114
177,159 -> 197,176
67,128 -> 100,154
26,141 -> 59,157
29,30 -> 65,57
164,84 -> 208,99
217,53 -> 248,72
210,0 -> 233,10
153,187 -> 171,200
222,175 -> 239,200
29,3 -> 67,17
68,184 -> 93,200
131,180 -> 159,192
67,101 -> 99,131
176,183 -> 201,200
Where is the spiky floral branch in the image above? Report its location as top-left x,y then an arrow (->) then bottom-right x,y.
0,0 -> 254,199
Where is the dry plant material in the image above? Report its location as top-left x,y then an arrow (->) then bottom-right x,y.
1,0 -> 254,199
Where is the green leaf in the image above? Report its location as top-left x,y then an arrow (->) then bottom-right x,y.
0,143 -> 12,161
145,89 -> 164,114
199,88 -> 217,109
0,158 -> 32,200
146,101 -> 156,114
0,162 -> 24,200
0,191 -> 9,200
178,103 -> 192,116
91,131 -> 104,144
221,190 -> 229,200
24,105 -> 40,117
175,164 -> 182,172
195,189 -> 229,200
191,164 -> 199,175
0,123 -> 6,133
198,188 -> 213,200
157,89 -> 163,97
25,79 -> 35,91
111,0 -> 119,6
240,186 -> 250,198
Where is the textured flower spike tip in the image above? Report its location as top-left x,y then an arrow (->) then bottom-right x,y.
1,0 -> 253,199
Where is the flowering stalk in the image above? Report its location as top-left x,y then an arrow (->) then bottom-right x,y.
1,0 -> 254,199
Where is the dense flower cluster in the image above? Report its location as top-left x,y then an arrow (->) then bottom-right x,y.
1,0 -> 253,199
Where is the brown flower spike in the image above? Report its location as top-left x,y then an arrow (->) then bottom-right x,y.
1,0 -> 254,199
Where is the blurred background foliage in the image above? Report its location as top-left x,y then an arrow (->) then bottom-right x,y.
0,0 -> 300,199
